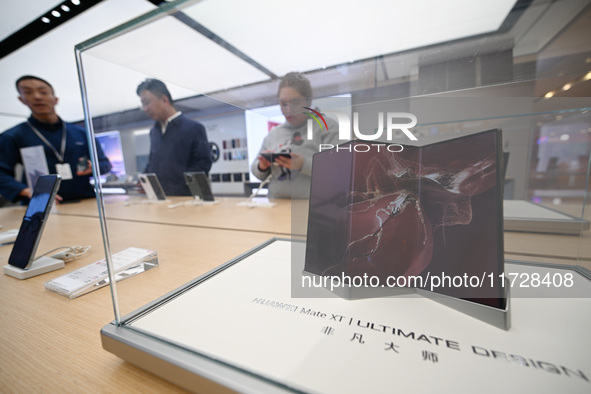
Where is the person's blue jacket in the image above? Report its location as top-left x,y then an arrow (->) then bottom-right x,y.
0,116 -> 112,202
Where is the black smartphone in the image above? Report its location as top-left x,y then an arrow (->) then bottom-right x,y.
76,156 -> 89,173
138,173 -> 167,201
260,152 -> 291,163
184,172 -> 215,201
9,174 -> 62,270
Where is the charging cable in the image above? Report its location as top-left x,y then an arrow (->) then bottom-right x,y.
246,174 -> 272,206
36,245 -> 92,263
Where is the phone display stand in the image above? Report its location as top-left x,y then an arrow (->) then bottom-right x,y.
3,256 -> 65,280
237,174 -> 276,208
237,198 -> 276,208
124,198 -> 170,206
168,196 -> 220,209
0,229 -> 19,244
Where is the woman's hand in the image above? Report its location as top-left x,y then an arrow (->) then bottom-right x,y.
257,154 -> 272,171
275,152 -> 304,171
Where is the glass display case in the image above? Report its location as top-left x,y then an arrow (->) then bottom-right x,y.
75,0 -> 591,392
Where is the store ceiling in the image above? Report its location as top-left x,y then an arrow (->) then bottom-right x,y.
0,0 -> 588,133
0,0 -> 57,42
0,0 -> 159,130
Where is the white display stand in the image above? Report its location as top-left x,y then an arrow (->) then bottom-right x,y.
123,199 -> 171,206
237,174 -> 276,208
168,198 -> 220,209
101,239 -> 591,393
3,256 -> 65,280
503,200 -> 590,235
236,198 -> 276,208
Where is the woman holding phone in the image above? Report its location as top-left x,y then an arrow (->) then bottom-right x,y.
250,72 -> 338,199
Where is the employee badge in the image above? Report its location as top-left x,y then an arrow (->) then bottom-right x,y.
56,163 -> 73,180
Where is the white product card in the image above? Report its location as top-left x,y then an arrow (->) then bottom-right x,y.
20,146 -> 49,189
55,163 -> 73,180
44,247 -> 158,298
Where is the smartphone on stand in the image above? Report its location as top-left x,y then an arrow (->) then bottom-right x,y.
8,174 -> 62,269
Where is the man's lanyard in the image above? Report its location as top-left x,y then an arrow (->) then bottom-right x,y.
27,120 -> 67,163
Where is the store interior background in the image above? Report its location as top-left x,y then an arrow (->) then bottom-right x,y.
0,0 -> 589,201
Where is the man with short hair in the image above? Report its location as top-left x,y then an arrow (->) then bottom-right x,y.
137,78 -> 212,196
0,75 -> 112,203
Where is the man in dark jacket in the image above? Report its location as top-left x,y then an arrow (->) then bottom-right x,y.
137,78 -> 212,196
0,75 -> 111,203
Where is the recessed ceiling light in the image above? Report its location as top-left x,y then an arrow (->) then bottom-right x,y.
52,10 -> 61,17
583,71 -> 591,81
61,5 -> 70,12
562,83 -> 572,91
41,17 -> 51,23
544,91 -> 554,98
71,0 -> 81,5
